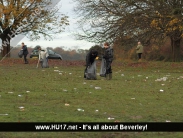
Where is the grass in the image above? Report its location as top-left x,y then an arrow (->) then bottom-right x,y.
0,59 -> 183,137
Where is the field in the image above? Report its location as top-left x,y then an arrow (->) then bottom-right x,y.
0,58 -> 183,138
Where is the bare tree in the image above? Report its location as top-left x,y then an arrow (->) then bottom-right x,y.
73,0 -> 183,61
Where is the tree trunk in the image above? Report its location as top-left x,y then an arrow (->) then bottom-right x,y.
171,37 -> 181,62
1,37 -> 11,58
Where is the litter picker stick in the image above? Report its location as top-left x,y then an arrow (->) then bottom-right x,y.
36,59 -> 39,68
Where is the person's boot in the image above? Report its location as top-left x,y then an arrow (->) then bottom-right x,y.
109,73 -> 112,80
105,74 -> 109,80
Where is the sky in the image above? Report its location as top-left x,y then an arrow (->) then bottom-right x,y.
12,0 -> 95,50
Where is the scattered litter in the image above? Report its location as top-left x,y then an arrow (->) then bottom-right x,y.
166,120 -> 171,122
8,92 -> 13,94
18,95 -> 22,97
121,74 -> 124,76
95,87 -> 101,90
0,114 -> 8,116
97,73 -> 100,76
138,75 -> 142,77
161,84 -> 165,86
108,117 -> 115,120
83,82 -> 86,84
63,89 -> 68,92
146,77 -> 148,79
59,73 -> 62,75
155,77 -> 168,82
95,110 -> 99,112
26,91 -> 30,93
54,70 -> 59,72
77,108 -> 84,112
131,98 -> 135,100
65,103 -> 70,106
69,73 -> 72,75
74,88 -> 77,90
19,106 -> 24,109
160,89 -> 164,92
89,92 -> 92,94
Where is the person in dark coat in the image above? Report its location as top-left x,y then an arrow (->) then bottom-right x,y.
84,49 -> 98,79
102,42 -> 113,80
21,42 -> 29,64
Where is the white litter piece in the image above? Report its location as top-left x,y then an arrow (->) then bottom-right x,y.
89,92 -> 92,94
97,73 -> 100,76
63,89 -> 68,92
83,82 -> 86,84
54,70 -> 59,72
131,98 -> 135,100
19,106 -> 24,109
59,73 -> 62,75
26,91 -> 30,93
0,114 -> 8,116
65,103 -> 70,106
121,74 -> 124,76
95,87 -> 101,90
77,108 -> 84,112
160,89 -> 164,92
138,75 -> 142,77
146,77 -> 148,79
69,73 -> 72,75
95,110 -> 99,112
166,120 -> 171,122
74,88 -> 77,90
108,117 -> 115,120
161,84 -> 165,86
8,92 -> 14,94
18,95 -> 22,97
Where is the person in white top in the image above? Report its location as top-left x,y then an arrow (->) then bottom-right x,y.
37,47 -> 49,68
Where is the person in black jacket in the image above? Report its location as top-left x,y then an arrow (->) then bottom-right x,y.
21,42 -> 29,64
103,42 -> 113,80
84,49 -> 98,79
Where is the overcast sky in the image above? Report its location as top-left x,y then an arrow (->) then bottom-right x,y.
13,0 -> 95,50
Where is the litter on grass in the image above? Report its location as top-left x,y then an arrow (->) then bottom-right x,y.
0,114 -> 8,116
65,103 -> 70,106
108,117 -> 115,120
160,89 -> 164,92
8,92 -> 13,94
26,91 -> 30,93
63,89 -> 68,92
95,87 -> 101,89
77,108 -> 84,112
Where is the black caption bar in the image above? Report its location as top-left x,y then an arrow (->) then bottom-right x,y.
0,122 -> 183,132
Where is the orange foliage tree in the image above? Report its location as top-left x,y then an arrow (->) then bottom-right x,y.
0,0 -> 69,57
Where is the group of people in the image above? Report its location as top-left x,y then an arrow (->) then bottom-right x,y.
20,41 -> 143,79
20,42 -> 49,68
84,42 -> 114,80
